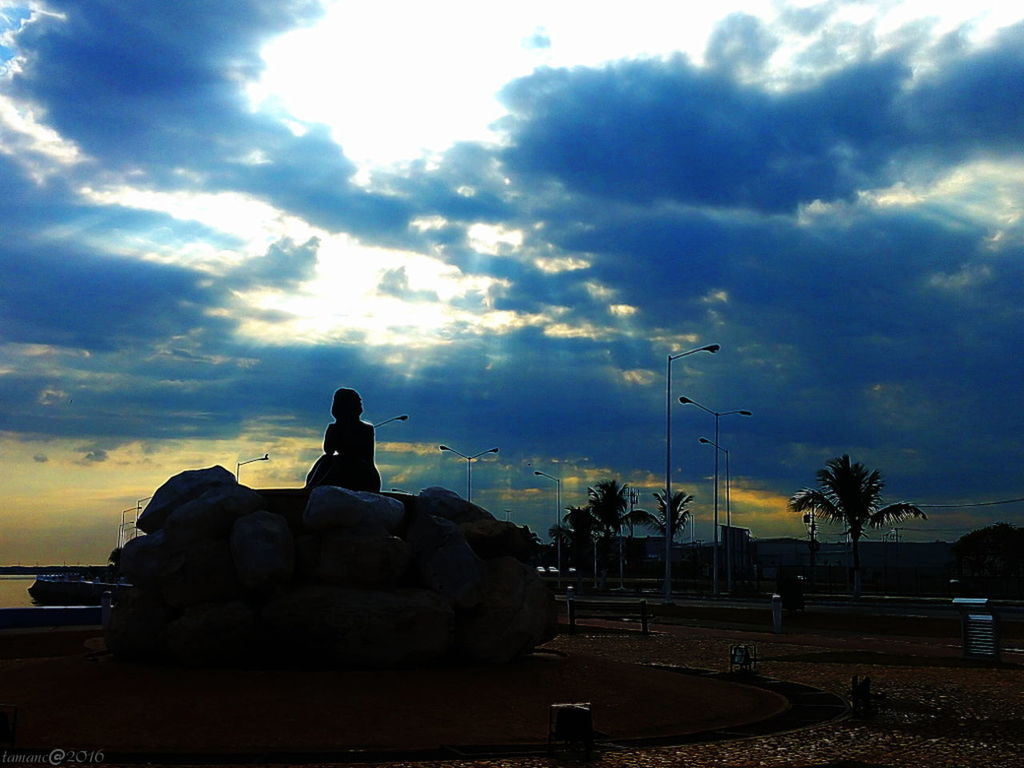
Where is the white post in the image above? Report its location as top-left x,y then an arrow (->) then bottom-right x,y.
771,593 -> 783,634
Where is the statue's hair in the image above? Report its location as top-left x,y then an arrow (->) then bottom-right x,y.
331,388 -> 362,419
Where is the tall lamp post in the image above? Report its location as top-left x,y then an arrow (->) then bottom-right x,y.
699,437 -> 733,592
680,397 -> 750,594
534,470 -> 562,586
664,343 -> 720,602
439,445 -> 498,502
373,414 -> 409,428
236,453 -> 269,482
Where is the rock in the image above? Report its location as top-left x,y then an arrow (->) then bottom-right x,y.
137,466 -> 237,533
406,510 -> 483,609
317,531 -> 411,587
164,485 -> 267,548
165,600 -> 260,667
460,519 -> 538,562
119,530 -> 165,590
293,533 -> 320,582
105,587 -> 169,661
302,486 -> 405,534
159,537 -> 242,608
230,510 -> 295,590
455,556 -> 557,663
418,486 -> 494,524
262,585 -> 453,667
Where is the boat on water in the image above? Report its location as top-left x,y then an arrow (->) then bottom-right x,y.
27,573 -> 129,606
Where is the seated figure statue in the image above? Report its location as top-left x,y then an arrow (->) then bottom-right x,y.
305,388 -> 382,493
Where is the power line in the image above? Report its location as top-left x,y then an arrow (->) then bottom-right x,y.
918,497 -> 1024,508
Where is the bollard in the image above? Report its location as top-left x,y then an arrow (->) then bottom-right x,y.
566,585 -> 576,634
771,593 -> 782,634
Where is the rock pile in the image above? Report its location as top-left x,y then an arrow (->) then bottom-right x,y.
109,466 -> 556,667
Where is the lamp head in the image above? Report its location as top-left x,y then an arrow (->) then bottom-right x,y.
703,344 -> 721,353
698,437 -> 711,444
739,410 -> 752,416
488,448 -> 499,454
439,445 -> 449,451
397,414 -> 409,421
678,396 -> 693,404
262,453 -> 269,460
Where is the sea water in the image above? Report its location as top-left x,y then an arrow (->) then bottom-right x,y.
0,576 -> 38,608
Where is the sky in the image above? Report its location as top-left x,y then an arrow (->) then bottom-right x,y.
2,0 -> 1023,564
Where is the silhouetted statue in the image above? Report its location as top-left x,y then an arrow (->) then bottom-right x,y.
305,388 -> 382,493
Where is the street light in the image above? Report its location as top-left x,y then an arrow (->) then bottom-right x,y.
664,343 -> 720,603
373,414 -> 409,428
534,470 -> 562,586
439,445 -> 498,502
236,453 -> 269,482
699,437 -> 733,593
680,397 -> 750,595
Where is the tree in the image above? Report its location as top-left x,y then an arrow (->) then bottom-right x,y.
952,523 -> 1024,577
789,454 -> 925,597
562,505 -> 598,575
647,489 -> 693,542
587,479 -> 628,582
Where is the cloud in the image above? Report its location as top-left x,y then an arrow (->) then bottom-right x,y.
497,23 -> 1024,213
81,448 -> 108,463
1,2 -> 1023,556
231,236 -> 320,290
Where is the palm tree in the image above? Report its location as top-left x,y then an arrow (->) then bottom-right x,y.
648,489 -> 693,542
587,480 -> 628,584
562,505 -> 598,576
788,454 -> 925,597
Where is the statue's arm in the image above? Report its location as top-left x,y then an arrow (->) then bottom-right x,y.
323,423 -> 339,454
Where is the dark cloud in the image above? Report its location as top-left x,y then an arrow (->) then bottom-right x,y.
0,238 -> 233,352
498,24 -> 1024,213
81,448 -> 108,463
5,1 -> 417,240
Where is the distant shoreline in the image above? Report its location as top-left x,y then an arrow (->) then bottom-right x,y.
0,565 -> 104,575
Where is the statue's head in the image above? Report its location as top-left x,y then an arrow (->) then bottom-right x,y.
331,388 -> 363,419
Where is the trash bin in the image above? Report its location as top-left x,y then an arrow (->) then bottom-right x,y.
777,574 -> 805,611
952,598 -> 1000,661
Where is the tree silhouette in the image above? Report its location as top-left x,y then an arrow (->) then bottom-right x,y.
647,488 -> 693,541
789,455 -> 925,597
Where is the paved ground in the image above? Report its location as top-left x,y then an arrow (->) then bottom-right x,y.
2,608 -> 1022,767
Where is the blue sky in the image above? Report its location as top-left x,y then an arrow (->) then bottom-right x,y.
2,0 -> 1023,563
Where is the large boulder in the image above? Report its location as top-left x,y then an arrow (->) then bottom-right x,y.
111,465 -> 553,670
163,485 -> 267,547
460,519 -> 538,562
119,530 -> 165,590
230,510 -> 295,590
455,557 -> 557,664
417,487 -> 494,524
104,587 -> 169,661
135,466 -> 234,533
137,466 -> 237,533
406,511 -> 484,609
317,531 -> 410,587
165,600 -> 260,667
159,537 -> 242,608
292,533 -> 321,582
302,486 -> 405,534
262,585 -> 454,667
